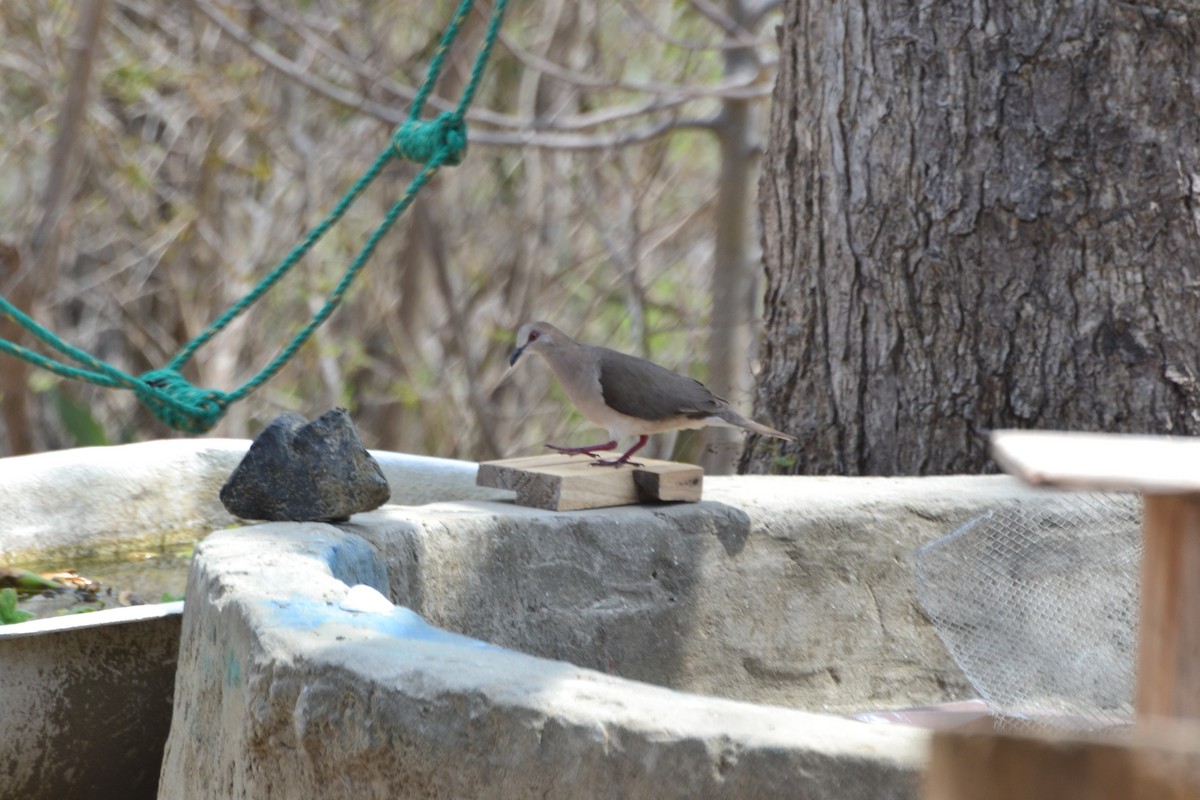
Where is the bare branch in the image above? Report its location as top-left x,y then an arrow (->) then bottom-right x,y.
685,0 -> 755,40
613,0 -> 771,52
255,0 -> 776,123
249,0 -> 761,132
184,0 -> 758,145
31,0 -> 112,264
747,0 -> 783,28
180,0 -> 739,151
496,29 -> 770,100
188,0 -> 406,124
470,117 -> 718,150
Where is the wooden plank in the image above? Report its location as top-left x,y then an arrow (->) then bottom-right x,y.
1137,494 -> 1200,721
632,465 -> 703,502
925,725 -> 1200,800
990,430 -> 1200,493
476,454 -> 703,511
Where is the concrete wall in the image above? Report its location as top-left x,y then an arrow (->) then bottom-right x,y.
0,439 -> 502,800
159,475 -> 1137,799
345,476 -> 1073,713
0,604 -> 183,800
158,523 -> 927,800
0,441 -> 1142,799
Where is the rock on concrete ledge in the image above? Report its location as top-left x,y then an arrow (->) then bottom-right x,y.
219,410 -> 390,522
159,521 -> 927,799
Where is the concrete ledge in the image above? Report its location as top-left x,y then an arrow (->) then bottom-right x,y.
160,474 -> 1140,798
160,523 -> 927,799
0,598 -> 184,639
1,602 -> 182,800
345,475 -> 1074,713
0,439 -> 503,800
0,439 -> 505,563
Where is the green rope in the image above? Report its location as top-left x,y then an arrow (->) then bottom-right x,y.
0,0 -> 508,433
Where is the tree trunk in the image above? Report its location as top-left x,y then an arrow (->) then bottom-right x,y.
701,0 -> 765,475
743,0 -> 1200,476
0,242 -> 33,456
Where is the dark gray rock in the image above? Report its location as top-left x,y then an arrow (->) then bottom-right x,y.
219,409 -> 390,522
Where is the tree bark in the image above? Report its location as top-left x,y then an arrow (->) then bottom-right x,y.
743,0 -> 1200,476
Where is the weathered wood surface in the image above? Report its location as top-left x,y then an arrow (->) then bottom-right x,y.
476,454 -> 703,511
991,430 -> 1200,494
1137,494 -> 1200,722
925,725 -> 1200,800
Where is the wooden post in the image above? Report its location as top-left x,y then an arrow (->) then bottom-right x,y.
1138,494 -> 1200,720
925,726 -> 1200,800
989,430 -> 1200,724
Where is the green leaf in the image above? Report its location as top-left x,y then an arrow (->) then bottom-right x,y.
0,588 -> 33,625
0,567 -> 64,593
50,386 -> 109,447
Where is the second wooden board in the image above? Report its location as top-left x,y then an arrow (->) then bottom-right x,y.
476,453 -> 703,511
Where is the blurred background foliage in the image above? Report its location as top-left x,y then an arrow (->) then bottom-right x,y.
0,0 -> 779,468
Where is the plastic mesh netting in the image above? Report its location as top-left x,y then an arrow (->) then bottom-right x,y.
915,492 -> 1142,732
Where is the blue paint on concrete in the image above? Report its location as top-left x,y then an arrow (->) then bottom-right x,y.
288,532 -> 389,594
320,537 -> 389,593
259,596 -> 494,651
225,649 -> 242,687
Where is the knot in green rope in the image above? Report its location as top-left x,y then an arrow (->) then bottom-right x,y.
392,112 -> 467,166
136,368 -> 228,433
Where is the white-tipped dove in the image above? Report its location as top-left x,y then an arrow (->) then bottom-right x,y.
509,321 -> 795,467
